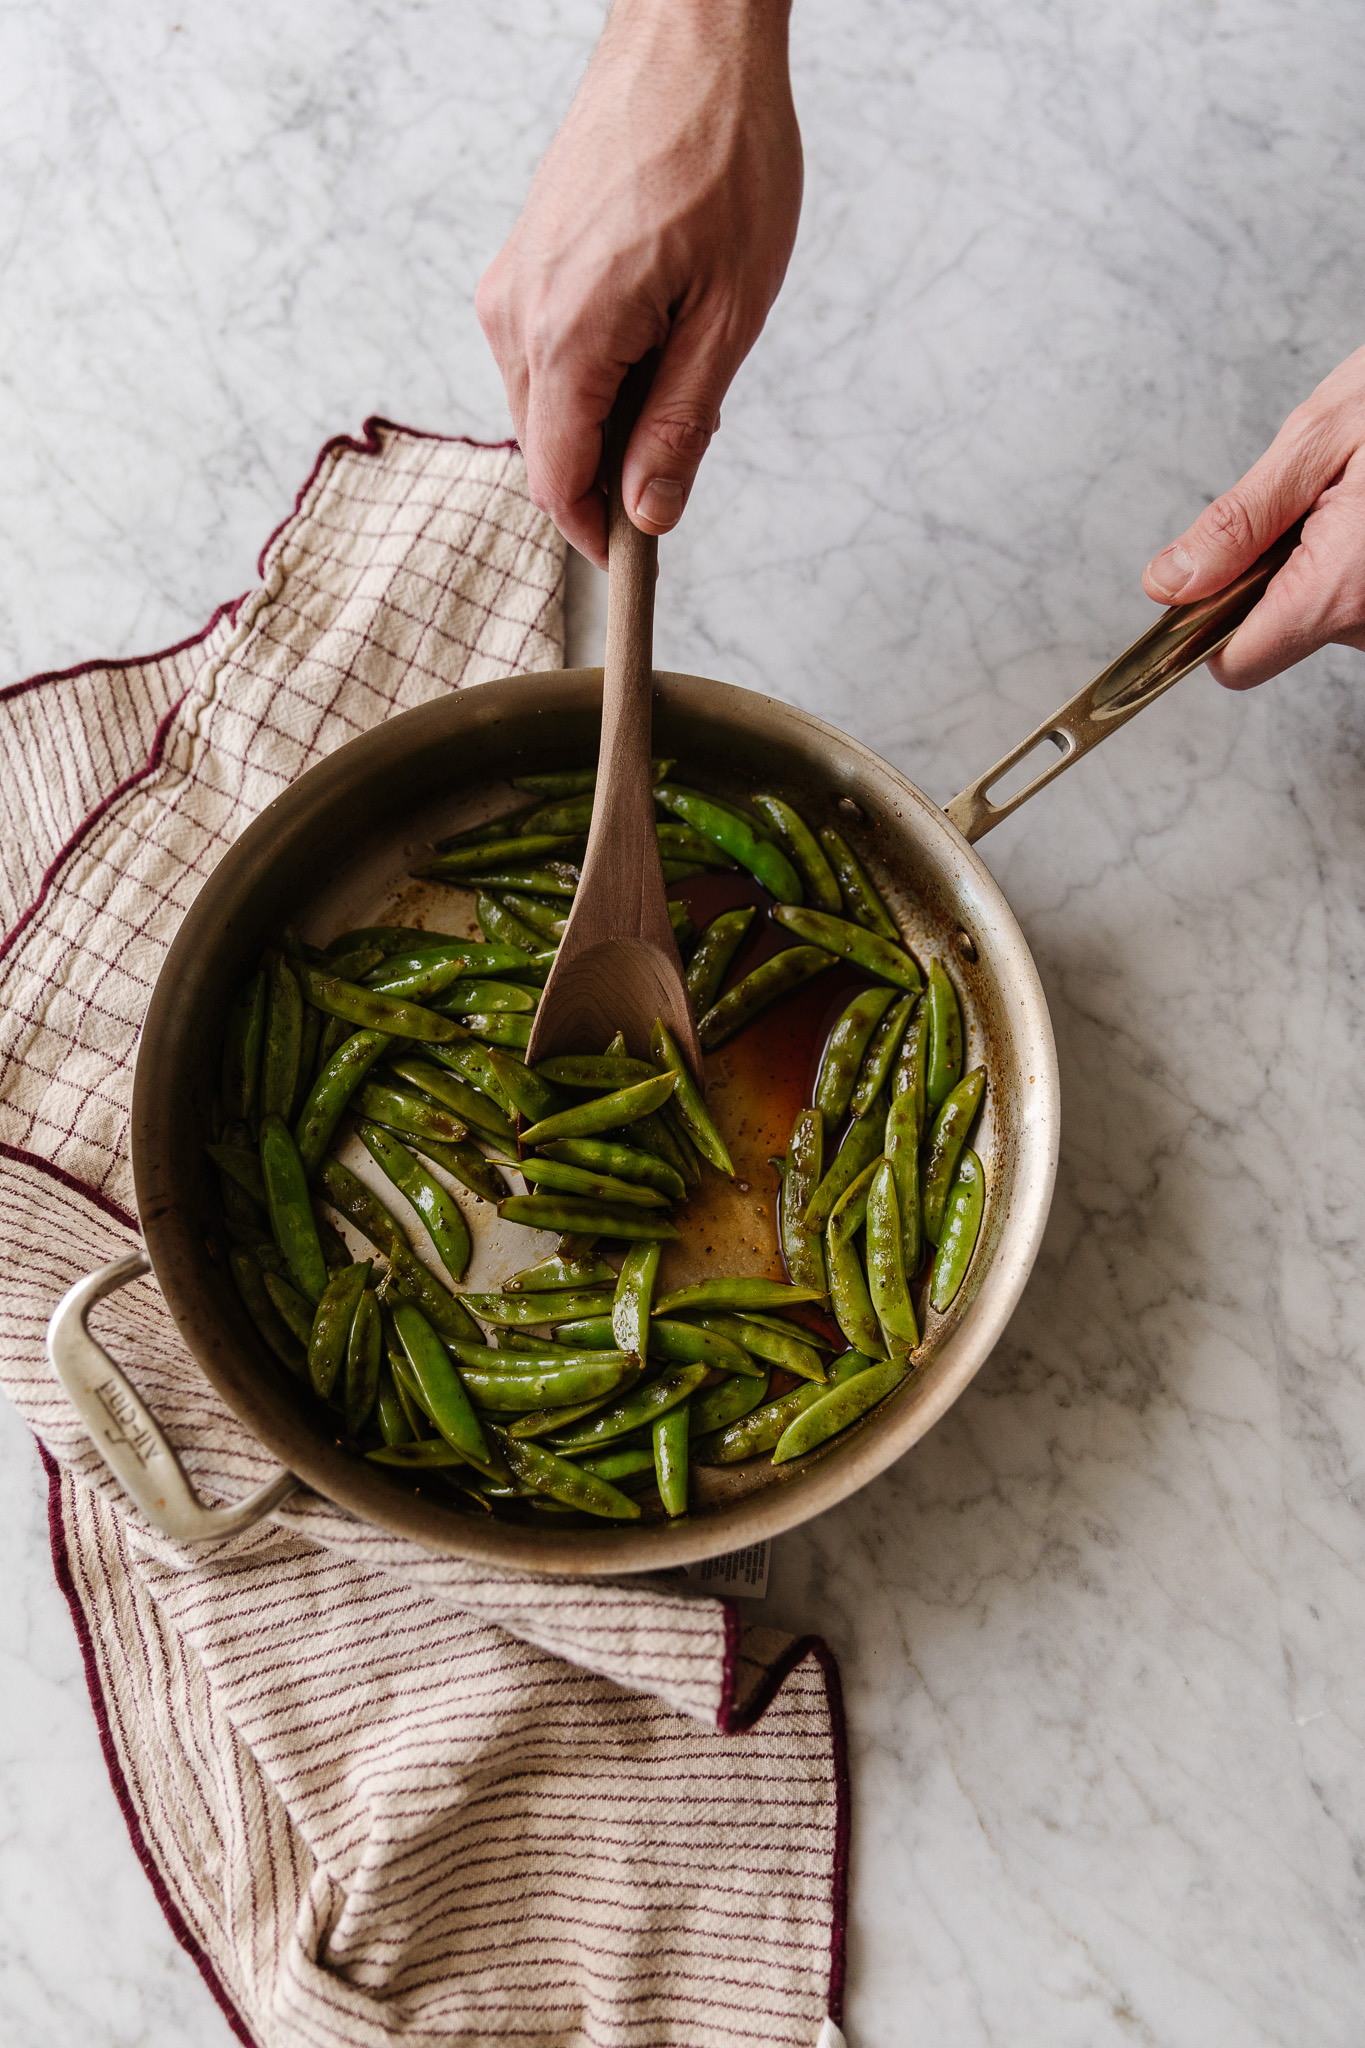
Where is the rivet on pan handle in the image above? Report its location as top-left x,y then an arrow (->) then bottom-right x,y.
46,1251 -> 298,1541
944,523 -> 1303,845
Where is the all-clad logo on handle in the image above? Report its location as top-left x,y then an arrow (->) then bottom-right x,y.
92,1376 -> 160,1467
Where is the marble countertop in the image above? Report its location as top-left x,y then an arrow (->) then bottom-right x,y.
4,2 -> 1364,2042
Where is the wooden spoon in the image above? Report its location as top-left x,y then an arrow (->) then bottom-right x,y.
524,371 -> 704,1080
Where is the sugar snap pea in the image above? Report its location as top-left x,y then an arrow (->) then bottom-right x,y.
534,1053 -> 659,1089
647,1317 -> 762,1378
684,906 -> 756,1015
417,834 -> 580,879
654,785 -> 802,901
434,804 -> 539,849
367,1438 -> 467,1469
925,960 -> 964,1112
314,1157 -> 482,1344
314,1209 -> 352,1270
818,826 -> 900,942
548,1363 -> 709,1452
612,1241 -> 660,1362
353,1080 -> 467,1146
750,794 -> 843,913
445,860 -> 580,897
739,1310 -> 837,1349
694,1352 -> 871,1464
321,944 -> 387,984
384,1316 -> 430,1438
262,1270 -> 317,1349
458,1288 -> 617,1328
772,1352 -> 909,1464
260,953 -> 304,1120
506,1387 -> 639,1439
502,1252 -> 617,1293
498,1431 -> 642,1519
498,1195 -> 679,1241
654,1277 -> 826,1316
344,1288 -> 382,1434
324,924 -> 435,956
506,1156 -> 669,1209
314,1012 -> 353,1078
389,1298 -> 500,1477
883,1088 -> 923,1276
460,1357 -> 632,1411
428,1040 -> 559,1122
803,1092 -> 888,1231
297,961 -> 461,1043
435,978 -> 538,1015
229,1247 -> 306,1376
476,892 -> 551,954
929,1147 -> 984,1312
307,1259 -> 371,1399
891,992 -> 929,1122
222,972 -> 265,1126
921,1067 -> 986,1245
375,1366 -> 415,1447
668,901 -> 696,950
511,758 -> 672,800
358,1122 -> 472,1280
294,1028 -> 391,1173
690,1312 -> 825,1383
815,987 -> 897,1127
850,993 -> 914,1120
630,1108 -> 700,1185
293,1005 -> 321,1117
698,945 -> 837,1050
770,907 -> 919,990
367,948 -> 534,1001
574,1444 -> 657,1483
541,1316 -> 620,1350
206,1143 -> 267,1207
383,1056 -> 515,1143
519,791 -> 596,834
779,1108 -> 827,1293
865,1161 -> 918,1355
519,1070 -> 678,1145
259,1114 -> 329,1303
690,1370 -> 772,1436
496,891 -> 568,941
656,821 -> 739,870
219,1172 -> 269,1246
456,1013 -> 533,1051
538,1137 -> 685,1201
404,1135 -> 511,1207
650,1019 -> 734,1176
652,1405 -> 690,1517
826,1161 -> 888,1359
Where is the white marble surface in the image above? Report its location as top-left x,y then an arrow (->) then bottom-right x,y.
3,1 -> 1365,2042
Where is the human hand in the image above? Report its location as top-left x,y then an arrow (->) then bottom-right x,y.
476,0 -> 802,566
1143,344 -> 1365,688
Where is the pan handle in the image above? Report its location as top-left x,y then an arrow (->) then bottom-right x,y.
943,523 -> 1303,844
46,1251 -> 298,1541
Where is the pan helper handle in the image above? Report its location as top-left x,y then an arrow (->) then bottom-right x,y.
945,522 -> 1303,844
47,1251 -> 298,1541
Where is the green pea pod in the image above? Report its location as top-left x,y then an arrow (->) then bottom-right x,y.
652,1405 -> 690,1517
458,1288 -> 618,1328
749,794 -> 842,912
455,1013 -> 531,1051
321,944 -> 387,984
803,1093 -> 888,1231
307,1260 -> 371,1399
739,1310 -> 837,1349
691,1312 -> 825,1384
891,993 -> 929,1125
343,1288 -> 382,1434
390,1053 -> 517,1144
417,834 -> 581,879
406,1136 -> 511,1207
498,1431 -> 642,1519
770,907 -> 920,990
780,1108 -> 827,1293
654,1277 -> 827,1317
657,821 -> 738,870
653,784 -> 802,901
659,1101 -> 704,1178
389,1240 -> 486,1345
503,1158 -> 668,1217
921,1067 -> 986,1245
694,1352 -> 872,1464
260,953 -> 304,1121
815,987 -> 897,1127
389,1297 -> 499,1477
850,993 -> 914,1120
436,978 -> 538,1015
221,972 -> 266,1126
497,891 -> 569,940
519,1070 -> 679,1146
375,1364 -> 415,1447
476,892 -> 552,954
353,1079 -> 468,1145
206,1142 -> 267,1207
865,1160 -> 918,1354
262,1270 -> 316,1349
314,1157 -> 483,1343
534,1054 -> 659,1089
294,1028 -> 391,1172
925,960 -> 964,1111
498,1195 -> 678,1241
228,1247 -> 306,1377
772,1351 -> 910,1464
259,1114 -> 329,1302
630,1109 -> 700,1185
648,1317 -> 761,1378
460,1357 -> 632,1411
314,1210 -> 352,1270
690,1370 -> 772,1436
293,1005 -> 321,1119
575,1444 -> 657,1483
520,791 -> 596,834
548,1363 -> 710,1453
817,826 -> 900,942
314,1011 -> 353,1079
650,1019 -> 733,1176
366,1438 -> 468,1468
296,960 -> 462,1044
383,1315 -> 432,1438
542,1316 -> 619,1351
368,950 -> 535,1002
826,1161 -> 888,1359
684,906 -> 756,1015
502,1252 -> 618,1293
504,1378 -> 644,1438
884,1089 -> 923,1276
929,1148 -> 985,1312
668,902 -> 696,952
357,1122 -> 472,1281
446,1337 -> 630,1373
427,1040 -> 560,1122
613,1241 -> 661,1363
219,1173 -> 270,1246
698,945 -> 838,1050
434,804 -> 540,849
511,759 -> 672,799
441,861 -> 580,897
538,1137 -> 685,1201
324,924 -> 437,956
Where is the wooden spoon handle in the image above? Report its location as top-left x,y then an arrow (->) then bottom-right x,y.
599,359 -> 660,865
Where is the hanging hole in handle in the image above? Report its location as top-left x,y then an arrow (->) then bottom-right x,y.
981,730 -> 1073,810
837,796 -> 866,822
954,929 -> 979,964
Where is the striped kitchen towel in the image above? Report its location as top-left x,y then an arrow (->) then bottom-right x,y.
0,421 -> 849,2048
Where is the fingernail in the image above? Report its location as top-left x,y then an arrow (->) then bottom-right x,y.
637,477 -> 685,528
1145,541 -> 1195,599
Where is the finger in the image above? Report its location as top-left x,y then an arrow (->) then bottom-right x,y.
620,310 -> 743,536
1203,458 -> 1365,689
1143,399 -> 1355,606
521,364 -> 619,568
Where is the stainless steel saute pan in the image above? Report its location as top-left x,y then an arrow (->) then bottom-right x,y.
48,533 -> 1296,1572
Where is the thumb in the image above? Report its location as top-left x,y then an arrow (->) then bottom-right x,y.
619,312 -> 739,537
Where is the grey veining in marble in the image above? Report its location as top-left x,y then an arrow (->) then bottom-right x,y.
4,1 -> 1365,2042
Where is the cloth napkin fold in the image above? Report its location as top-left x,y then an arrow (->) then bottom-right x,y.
0,421 -> 848,2048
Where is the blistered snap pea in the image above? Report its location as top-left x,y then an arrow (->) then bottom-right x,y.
883,1089 -> 923,1276
650,1019 -> 733,1176
498,1431 -> 642,1519
314,1012 -> 353,1078
320,944 -> 386,987
222,972 -> 266,1126
697,945 -> 838,1050
538,1138 -> 685,1201
772,1352 -> 909,1464
458,1289 -> 618,1328
653,1405 -> 690,1517
416,834 -> 580,879
497,891 -> 568,941
654,784 -> 802,902
294,1029 -> 391,1173
505,1384 -> 642,1439
684,906 -> 756,1015
694,1352 -> 871,1464
367,1438 -> 466,1469
262,1270 -> 317,1349
780,1108 -> 827,1294
519,1070 -> 678,1146
297,961 -> 461,1043
669,900 -> 696,951
921,1067 -> 986,1245
390,1298 -> 500,1478
690,1312 -> 825,1384
612,1241 -> 660,1363
229,1247 -> 306,1377
511,759 -> 672,800
631,1109 -> 700,1185
929,1148 -> 985,1312
294,1005 -> 321,1118
219,1171 -> 269,1246
367,949 -> 534,1002
751,794 -> 843,913
535,1053 -> 658,1089
437,979 -> 538,1016
460,1356 -> 632,1411
502,1252 -> 617,1293
476,892 -> 551,954
657,821 -> 738,870
453,1012 -> 529,1051
324,923 -> 436,956
850,993 -> 914,1120
206,1143 -> 267,1207
407,1136 -> 511,1207
260,953 -> 304,1120
498,1195 -> 679,1241
891,993 -> 929,1123
865,1161 -> 918,1355
818,826 -> 900,942
375,1365 -> 415,1447
771,907 -> 920,991
444,860 -> 580,898
519,791 -> 596,834
315,1158 -> 482,1344
507,1156 -> 670,1209
307,1259 -> 371,1399
647,1318 -> 762,1378
815,987 -> 897,1127
803,1092 -> 888,1232
394,1053 -> 517,1144
358,1121 -> 472,1281
654,1278 -> 826,1316
260,1114 -> 329,1303
574,1444 -> 657,1483
434,805 -> 540,849
548,1363 -> 709,1453
353,1080 -> 468,1146
344,1288 -> 382,1434
429,1040 -> 559,1123
924,960 -> 964,1111
826,1161 -> 888,1360
689,1371 -> 772,1436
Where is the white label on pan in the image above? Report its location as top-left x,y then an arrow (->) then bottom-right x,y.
687,1541 -> 769,1599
